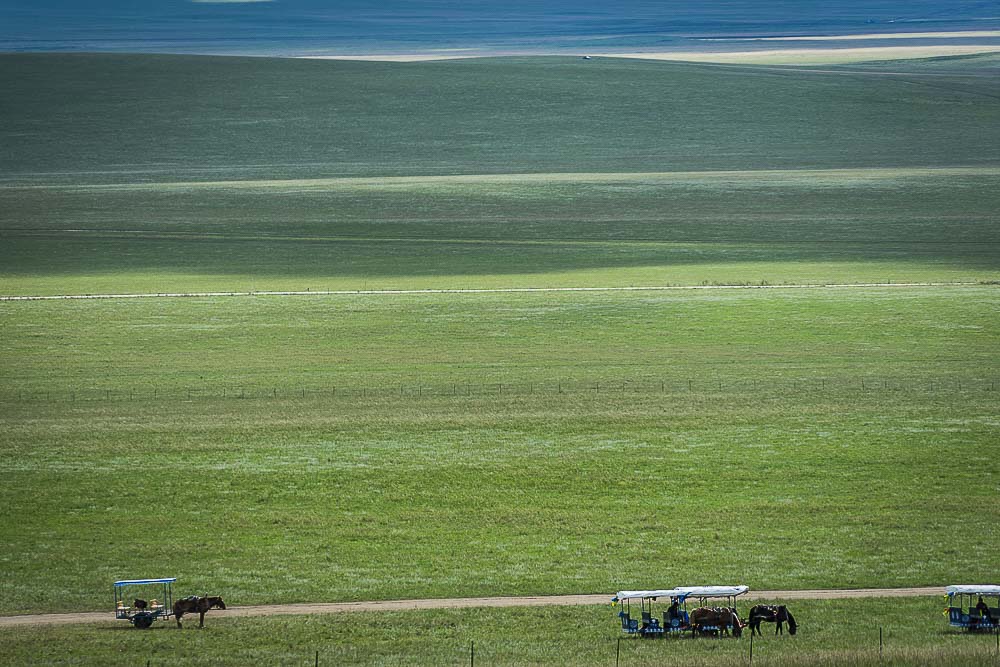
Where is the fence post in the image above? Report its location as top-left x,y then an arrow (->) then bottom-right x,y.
315,649 -> 319,667
749,630 -> 753,666
879,626 -> 883,661
616,638 -> 620,667
471,640 -> 474,667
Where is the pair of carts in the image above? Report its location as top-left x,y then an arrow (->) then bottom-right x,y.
612,585 -> 749,637
612,584 -> 1000,637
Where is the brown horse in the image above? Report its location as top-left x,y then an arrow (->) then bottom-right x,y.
748,604 -> 797,636
690,607 -> 745,637
173,595 -> 226,628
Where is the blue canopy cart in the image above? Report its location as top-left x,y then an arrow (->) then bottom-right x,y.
612,585 -> 749,637
946,585 -> 1000,632
114,578 -> 176,628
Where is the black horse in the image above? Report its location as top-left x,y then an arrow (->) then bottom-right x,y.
748,604 -> 797,636
173,595 -> 226,628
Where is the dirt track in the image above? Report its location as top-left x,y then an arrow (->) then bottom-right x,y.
0,587 -> 943,628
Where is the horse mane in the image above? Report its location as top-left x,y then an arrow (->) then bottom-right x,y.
784,608 -> 798,635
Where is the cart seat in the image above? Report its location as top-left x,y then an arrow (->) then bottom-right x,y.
619,612 -> 639,633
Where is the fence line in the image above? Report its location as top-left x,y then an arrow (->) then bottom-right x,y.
3,376 -> 997,404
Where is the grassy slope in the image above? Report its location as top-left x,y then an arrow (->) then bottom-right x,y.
1,288 -> 997,614
2,54 -> 997,183
3,287 -> 998,393
2,168 -> 999,294
1,54 -> 999,293
4,599 -> 1000,666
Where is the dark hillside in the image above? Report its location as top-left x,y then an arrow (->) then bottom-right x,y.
2,53 -> 998,184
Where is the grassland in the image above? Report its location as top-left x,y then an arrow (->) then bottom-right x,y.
3,53 -> 999,185
3,54 -> 998,296
4,599 -> 1000,666
1,51 -> 998,666
3,167 -> 999,295
2,288 -> 997,615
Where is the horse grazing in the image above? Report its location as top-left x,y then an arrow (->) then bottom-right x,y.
748,604 -> 797,636
173,595 -> 226,628
690,607 -> 745,638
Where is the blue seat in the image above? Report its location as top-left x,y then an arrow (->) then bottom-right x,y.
619,611 -> 639,633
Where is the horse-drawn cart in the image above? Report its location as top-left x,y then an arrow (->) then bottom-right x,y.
612,585 -> 749,638
946,585 -> 1000,632
114,578 -> 176,628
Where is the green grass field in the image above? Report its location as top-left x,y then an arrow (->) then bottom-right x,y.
3,54 -> 998,184
3,167 -> 999,294
2,288 -> 997,615
1,52 -> 998,665
2,54 -> 999,295
5,599 -> 1000,666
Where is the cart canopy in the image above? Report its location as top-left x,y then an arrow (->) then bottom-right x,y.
946,585 -> 1000,596
114,578 -> 177,587
614,585 -> 749,602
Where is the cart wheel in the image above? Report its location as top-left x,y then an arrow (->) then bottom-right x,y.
133,612 -> 154,629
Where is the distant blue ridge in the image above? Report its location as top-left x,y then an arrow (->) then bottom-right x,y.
1,0 -> 998,56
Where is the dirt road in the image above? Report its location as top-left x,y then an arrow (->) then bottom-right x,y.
0,587 -> 943,628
